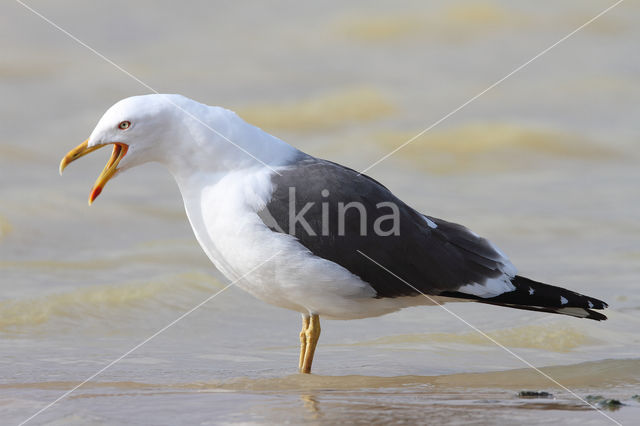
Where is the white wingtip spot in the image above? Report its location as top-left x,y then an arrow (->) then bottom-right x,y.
588,301 -> 594,308
458,277 -> 515,298
423,216 -> 437,229
560,296 -> 568,305
528,287 -> 535,295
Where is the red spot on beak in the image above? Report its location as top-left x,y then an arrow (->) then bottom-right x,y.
89,186 -> 103,204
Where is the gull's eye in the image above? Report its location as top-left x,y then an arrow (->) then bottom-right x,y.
118,121 -> 131,130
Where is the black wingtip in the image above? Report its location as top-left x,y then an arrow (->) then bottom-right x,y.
509,275 -> 609,313
440,275 -> 609,321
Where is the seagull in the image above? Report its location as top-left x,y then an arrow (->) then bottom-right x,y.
60,94 -> 608,374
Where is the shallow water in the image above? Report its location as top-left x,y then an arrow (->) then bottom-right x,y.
1,0 -> 639,424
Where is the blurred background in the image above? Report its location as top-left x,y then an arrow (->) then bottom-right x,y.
1,0 -> 639,424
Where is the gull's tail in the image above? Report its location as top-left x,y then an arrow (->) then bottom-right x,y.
444,275 -> 608,321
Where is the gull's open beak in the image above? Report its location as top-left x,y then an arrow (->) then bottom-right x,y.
59,139 -> 129,205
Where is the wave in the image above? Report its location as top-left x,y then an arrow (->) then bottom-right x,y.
0,215 -> 11,240
0,243 -> 208,272
235,88 -> 394,132
337,2 -> 525,43
375,123 -> 616,174
334,322 -> 593,353
0,272 -> 218,330
196,358 -> 640,391
3,358 -> 637,392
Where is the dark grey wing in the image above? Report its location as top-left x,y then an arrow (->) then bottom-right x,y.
258,155 -> 511,298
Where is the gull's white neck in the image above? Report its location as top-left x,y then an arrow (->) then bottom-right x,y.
158,105 -> 298,280
161,105 -> 298,191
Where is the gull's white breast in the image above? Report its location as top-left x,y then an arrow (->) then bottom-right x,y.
177,167 -> 434,319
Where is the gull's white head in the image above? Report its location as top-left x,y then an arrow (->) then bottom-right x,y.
59,94 -> 192,204
60,94 -> 281,205
88,95 -> 180,167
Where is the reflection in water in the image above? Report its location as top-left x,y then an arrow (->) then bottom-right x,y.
301,393 -> 322,420
2,360 -> 637,423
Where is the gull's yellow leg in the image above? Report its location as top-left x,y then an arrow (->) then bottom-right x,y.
299,315 -> 310,371
301,314 -> 321,374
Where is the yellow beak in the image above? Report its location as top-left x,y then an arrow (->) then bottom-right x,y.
59,139 -> 129,205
